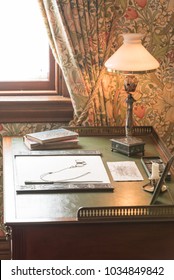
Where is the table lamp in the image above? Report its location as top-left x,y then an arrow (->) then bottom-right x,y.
105,33 -> 159,156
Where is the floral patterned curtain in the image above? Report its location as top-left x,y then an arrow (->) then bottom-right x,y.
38,0 -> 121,126
38,0 -> 174,152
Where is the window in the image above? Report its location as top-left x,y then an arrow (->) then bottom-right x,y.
0,0 -> 49,83
0,0 -> 73,122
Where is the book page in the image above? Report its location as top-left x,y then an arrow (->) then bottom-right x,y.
107,161 -> 143,181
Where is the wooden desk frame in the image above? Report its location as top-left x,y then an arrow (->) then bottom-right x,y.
3,126 -> 174,260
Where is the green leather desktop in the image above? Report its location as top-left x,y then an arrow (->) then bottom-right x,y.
3,127 -> 174,259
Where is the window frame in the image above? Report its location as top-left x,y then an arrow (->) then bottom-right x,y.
0,50 -> 73,123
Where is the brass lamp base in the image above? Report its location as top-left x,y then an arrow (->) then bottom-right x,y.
111,136 -> 145,157
111,75 -> 145,157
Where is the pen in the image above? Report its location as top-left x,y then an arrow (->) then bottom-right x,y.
25,180 -> 103,185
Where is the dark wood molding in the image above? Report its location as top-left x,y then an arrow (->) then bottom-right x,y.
0,238 -> 11,260
0,96 -> 73,123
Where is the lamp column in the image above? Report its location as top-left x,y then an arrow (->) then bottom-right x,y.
125,93 -> 135,137
124,75 -> 138,137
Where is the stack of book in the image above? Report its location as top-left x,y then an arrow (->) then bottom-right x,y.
23,128 -> 79,150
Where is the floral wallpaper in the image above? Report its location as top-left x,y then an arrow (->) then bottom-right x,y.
102,0 -> 174,153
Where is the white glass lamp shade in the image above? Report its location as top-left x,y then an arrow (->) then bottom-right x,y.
105,33 -> 159,73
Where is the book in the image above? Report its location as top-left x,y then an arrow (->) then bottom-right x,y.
25,128 -> 79,144
23,136 -> 79,150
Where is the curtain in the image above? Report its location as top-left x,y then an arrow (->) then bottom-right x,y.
38,0 -> 120,126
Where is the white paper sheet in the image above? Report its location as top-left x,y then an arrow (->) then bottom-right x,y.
107,161 -> 143,181
15,155 -> 110,184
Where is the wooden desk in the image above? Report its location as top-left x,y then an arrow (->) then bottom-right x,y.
3,126 -> 174,260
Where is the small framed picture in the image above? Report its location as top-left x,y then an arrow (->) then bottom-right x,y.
150,155 -> 174,205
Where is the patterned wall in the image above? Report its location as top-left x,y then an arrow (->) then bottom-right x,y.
106,0 -> 174,153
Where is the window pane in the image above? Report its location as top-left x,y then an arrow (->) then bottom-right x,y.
0,0 -> 49,81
